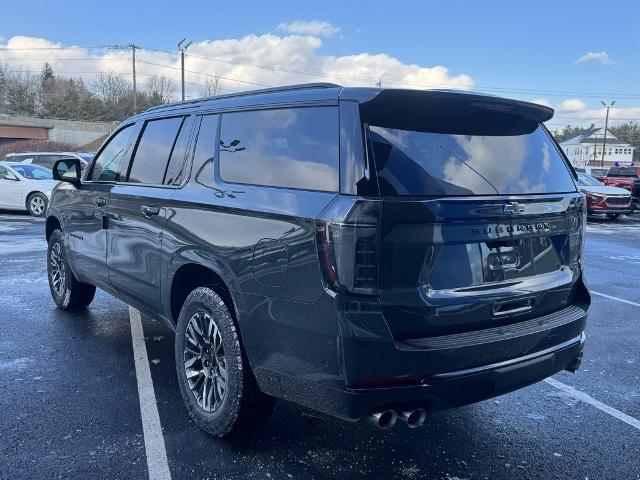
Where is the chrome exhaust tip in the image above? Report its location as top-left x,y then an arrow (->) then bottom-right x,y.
400,409 -> 426,428
367,409 -> 398,429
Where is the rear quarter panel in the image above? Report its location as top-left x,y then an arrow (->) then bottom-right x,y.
163,180 -> 340,379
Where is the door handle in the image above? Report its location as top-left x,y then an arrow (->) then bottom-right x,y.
141,205 -> 160,217
95,197 -> 107,207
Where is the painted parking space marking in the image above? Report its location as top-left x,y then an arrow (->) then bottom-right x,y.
544,378 -> 640,431
591,290 -> 640,308
129,307 -> 173,480
546,287 -> 640,432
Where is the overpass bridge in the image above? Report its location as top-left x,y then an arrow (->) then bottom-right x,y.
0,115 -> 118,147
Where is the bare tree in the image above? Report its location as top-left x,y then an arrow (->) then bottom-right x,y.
199,75 -> 222,98
92,71 -> 131,105
144,74 -> 176,104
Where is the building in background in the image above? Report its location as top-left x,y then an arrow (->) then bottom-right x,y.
559,125 -> 635,168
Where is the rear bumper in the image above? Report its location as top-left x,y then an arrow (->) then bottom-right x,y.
265,297 -> 587,422
339,333 -> 584,421
254,296 -> 589,422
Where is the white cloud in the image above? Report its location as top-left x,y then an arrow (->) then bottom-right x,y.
277,20 -> 340,38
575,51 -> 614,65
558,98 -> 587,112
540,98 -> 640,128
0,34 -> 474,100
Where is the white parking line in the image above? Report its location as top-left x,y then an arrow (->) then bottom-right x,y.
544,378 -> 640,431
591,290 -> 640,308
544,289 -> 640,431
129,307 -> 172,480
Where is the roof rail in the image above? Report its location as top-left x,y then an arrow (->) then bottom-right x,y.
145,82 -> 342,113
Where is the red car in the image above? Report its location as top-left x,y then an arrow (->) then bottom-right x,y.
597,166 -> 640,209
577,173 -> 633,220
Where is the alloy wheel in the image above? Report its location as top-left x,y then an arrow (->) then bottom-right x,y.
49,242 -> 66,296
30,196 -> 45,215
183,312 -> 228,413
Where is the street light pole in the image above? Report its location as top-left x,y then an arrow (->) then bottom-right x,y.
600,101 -> 615,167
177,38 -> 193,101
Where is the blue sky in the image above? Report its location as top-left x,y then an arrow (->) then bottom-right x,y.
2,0 -> 639,127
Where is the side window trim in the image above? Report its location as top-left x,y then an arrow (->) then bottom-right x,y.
85,122 -> 139,183
162,114 -> 197,186
189,114 -> 220,189
180,114 -> 205,186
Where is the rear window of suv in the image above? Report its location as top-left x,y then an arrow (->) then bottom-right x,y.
368,124 -> 576,196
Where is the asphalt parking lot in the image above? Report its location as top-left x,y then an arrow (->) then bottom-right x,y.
0,211 -> 639,480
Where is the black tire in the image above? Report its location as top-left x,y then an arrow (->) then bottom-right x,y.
26,192 -> 48,217
606,213 -> 620,220
175,286 -> 275,437
47,229 -> 96,310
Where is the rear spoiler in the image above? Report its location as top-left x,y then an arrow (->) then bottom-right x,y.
351,89 -> 554,135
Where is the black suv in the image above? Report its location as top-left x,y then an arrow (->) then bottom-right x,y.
46,84 -> 589,435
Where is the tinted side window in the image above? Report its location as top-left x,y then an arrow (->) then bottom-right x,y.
191,115 -> 219,188
163,117 -> 192,185
126,117 -> 184,184
219,107 -> 339,191
88,125 -> 136,182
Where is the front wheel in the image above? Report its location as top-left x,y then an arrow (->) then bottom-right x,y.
606,213 -> 620,220
27,192 -> 48,217
47,229 -> 96,310
175,287 -> 275,437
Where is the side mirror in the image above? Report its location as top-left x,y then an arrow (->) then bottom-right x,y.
2,171 -> 19,181
53,158 -> 82,186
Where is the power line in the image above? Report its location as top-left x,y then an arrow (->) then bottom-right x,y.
3,43 -> 640,100
136,58 -> 271,88
129,45 -> 640,99
0,45 -> 111,51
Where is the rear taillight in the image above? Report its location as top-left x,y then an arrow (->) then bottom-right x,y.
565,194 -> 587,266
316,197 -> 382,296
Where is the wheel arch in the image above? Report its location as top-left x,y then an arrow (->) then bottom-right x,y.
46,215 -> 62,241
169,262 -> 240,326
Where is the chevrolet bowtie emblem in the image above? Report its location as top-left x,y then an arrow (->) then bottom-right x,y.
503,202 -> 526,214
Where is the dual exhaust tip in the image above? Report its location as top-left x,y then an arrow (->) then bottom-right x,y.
368,408 -> 426,429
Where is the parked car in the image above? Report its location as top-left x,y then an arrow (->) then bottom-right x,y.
0,161 -> 58,216
45,84 -> 589,436
5,152 -> 93,171
597,166 -> 640,208
574,166 -> 609,177
577,172 -> 633,219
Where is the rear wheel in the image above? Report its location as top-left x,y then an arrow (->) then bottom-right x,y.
175,286 -> 275,437
27,192 -> 47,217
606,213 -> 620,220
47,229 -> 96,310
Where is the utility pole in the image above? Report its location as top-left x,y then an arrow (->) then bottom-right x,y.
600,101 -> 615,167
105,43 -> 139,115
131,44 -> 138,114
177,38 -> 193,101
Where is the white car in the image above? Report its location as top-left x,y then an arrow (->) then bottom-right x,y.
0,161 -> 58,217
5,152 -> 93,170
